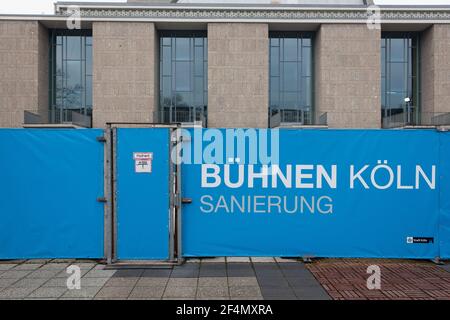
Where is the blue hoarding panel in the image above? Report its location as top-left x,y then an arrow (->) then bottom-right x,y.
439,132 -> 450,259
0,129 -> 104,259
182,129 -> 441,258
116,128 -> 170,260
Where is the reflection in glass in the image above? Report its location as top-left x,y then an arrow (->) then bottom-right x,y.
160,31 -> 207,124
381,33 -> 419,126
49,30 -> 92,124
269,32 -> 313,125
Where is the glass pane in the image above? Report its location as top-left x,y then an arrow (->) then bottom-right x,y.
282,92 -> 298,109
175,38 -> 191,61
302,47 -> 311,76
194,46 -> 203,76
283,62 -> 298,92
302,38 -> 311,47
270,46 -> 279,76
174,92 -> 191,108
283,38 -> 297,62
86,76 -> 92,107
162,46 -> 172,76
86,45 -> 92,76
56,45 -> 63,75
390,62 -> 407,92
175,61 -> 191,91
270,38 -> 279,47
388,92 -> 406,110
302,77 -> 312,107
66,60 -> 82,89
390,39 -> 406,62
66,36 -> 81,60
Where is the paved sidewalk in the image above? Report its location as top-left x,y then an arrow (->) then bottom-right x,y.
1,258 -> 449,300
0,258 -> 328,300
307,259 -> 450,300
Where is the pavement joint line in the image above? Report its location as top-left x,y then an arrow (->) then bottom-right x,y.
161,266 -> 174,299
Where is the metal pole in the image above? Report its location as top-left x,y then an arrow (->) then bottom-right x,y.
104,125 -> 113,264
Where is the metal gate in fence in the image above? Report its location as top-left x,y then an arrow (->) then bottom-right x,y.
110,127 -> 179,262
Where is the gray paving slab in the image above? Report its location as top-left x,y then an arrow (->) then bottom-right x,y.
135,277 -> 168,287
62,286 -> 102,299
0,264 -> 18,271
141,269 -> 172,278
104,277 -> 139,287
95,286 -> 133,299
293,287 -> 331,300
26,269 -> 60,279
0,278 -> 19,288
167,277 -> 198,287
80,277 -> 110,287
42,277 -> 70,287
0,270 -> 32,279
0,287 -> 36,299
229,286 -> 262,298
12,278 -> 48,289
196,286 -> 229,299
27,287 -> 68,299
129,286 -> 165,299
83,269 -> 116,278
228,277 -> 259,287
13,264 -> 43,271
163,286 -> 196,298
113,269 -> 145,278
198,277 -> 228,287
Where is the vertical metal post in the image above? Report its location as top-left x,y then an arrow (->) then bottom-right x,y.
112,127 -> 118,263
168,128 -> 176,262
176,127 -> 184,265
104,125 -> 113,264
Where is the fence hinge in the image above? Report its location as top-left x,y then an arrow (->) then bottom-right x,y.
96,136 -> 107,143
97,197 -> 107,203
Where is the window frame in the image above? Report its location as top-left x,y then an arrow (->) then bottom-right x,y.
159,30 -> 208,125
269,31 -> 315,125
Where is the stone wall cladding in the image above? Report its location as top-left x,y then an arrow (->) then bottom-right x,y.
207,23 -> 269,128
421,24 -> 450,117
92,22 -> 157,127
0,21 -> 47,128
315,24 -> 381,128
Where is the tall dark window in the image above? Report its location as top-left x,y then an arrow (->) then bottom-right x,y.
381,33 -> 420,126
49,30 -> 92,124
269,32 -> 313,125
159,31 -> 207,124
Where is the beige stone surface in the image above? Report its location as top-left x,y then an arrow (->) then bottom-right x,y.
92,22 -> 157,127
0,21 -> 48,127
314,24 -> 381,128
421,24 -> 450,116
207,23 -> 269,128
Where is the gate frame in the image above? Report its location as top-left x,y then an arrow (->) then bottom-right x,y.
104,123 -> 184,265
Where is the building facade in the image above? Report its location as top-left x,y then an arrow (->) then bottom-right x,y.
1,0 -> 450,129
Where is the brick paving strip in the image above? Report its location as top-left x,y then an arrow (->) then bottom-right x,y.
306,259 -> 450,300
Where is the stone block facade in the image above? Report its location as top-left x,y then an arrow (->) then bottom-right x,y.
314,24 -> 381,128
207,23 -> 269,128
421,24 -> 450,118
0,21 -> 48,127
92,22 -> 158,127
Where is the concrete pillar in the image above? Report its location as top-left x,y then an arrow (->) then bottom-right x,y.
92,22 -> 158,127
421,24 -> 450,118
0,21 -> 48,128
315,24 -> 381,128
207,23 -> 269,128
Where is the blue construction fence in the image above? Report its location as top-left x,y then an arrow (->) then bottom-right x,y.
0,128 -> 449,260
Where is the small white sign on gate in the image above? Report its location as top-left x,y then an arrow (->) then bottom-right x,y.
133,152 -> 153,173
